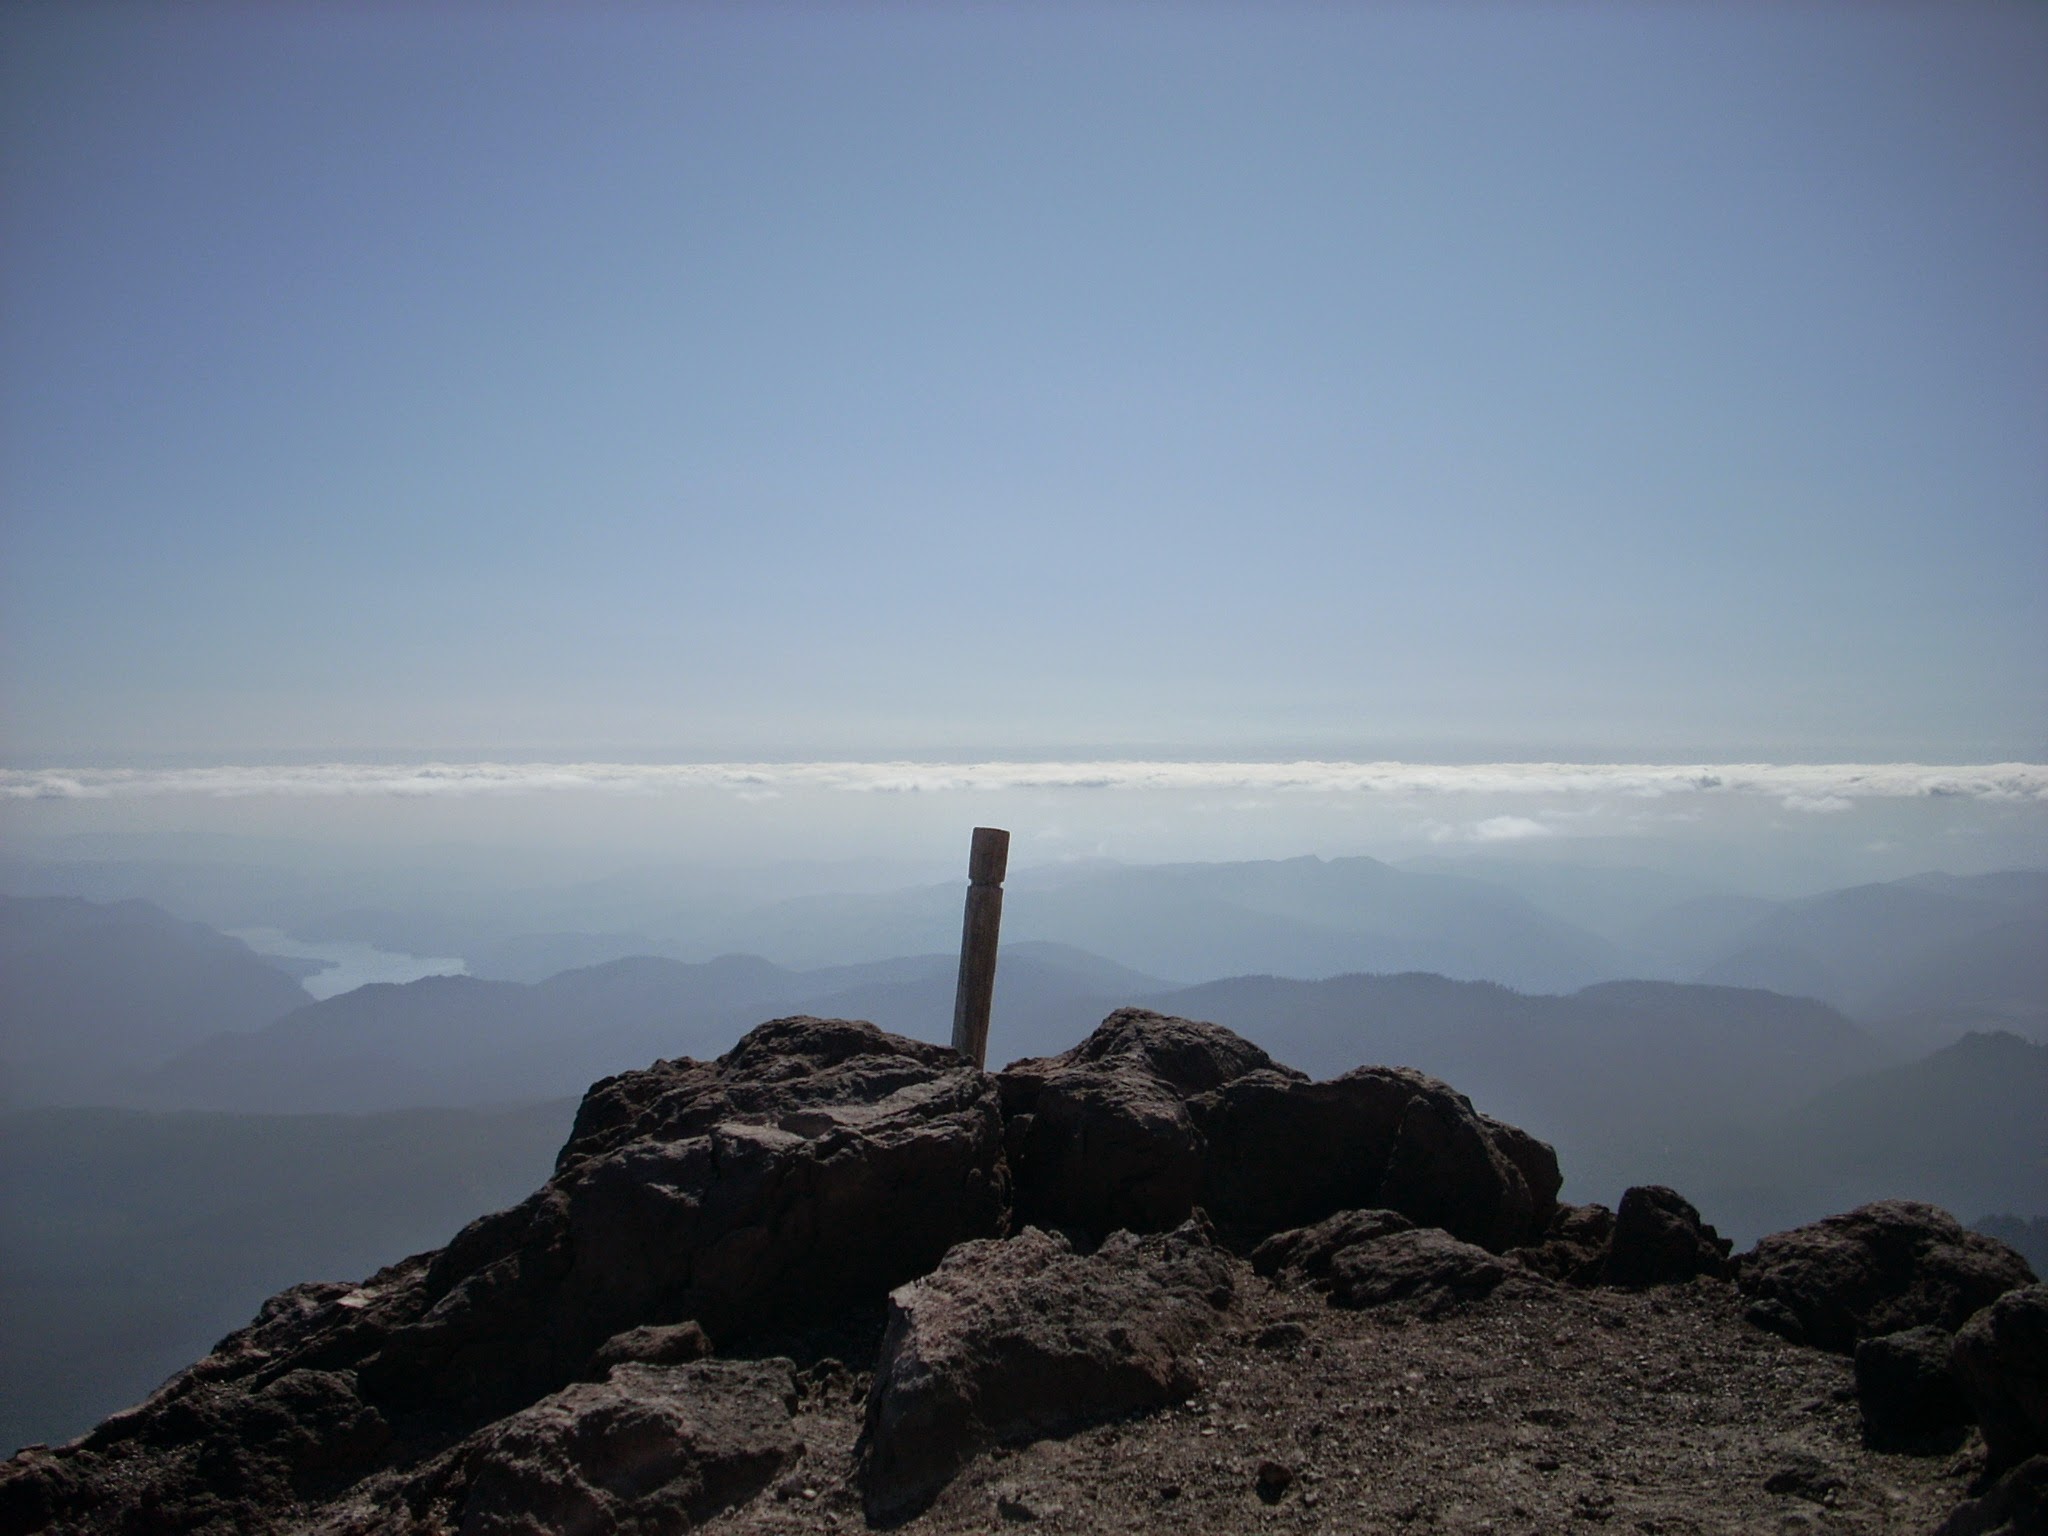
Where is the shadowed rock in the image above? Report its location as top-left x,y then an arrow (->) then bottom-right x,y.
1325,1227 -> 1521,1315
998,1009 -> 1288,1237
1738,1201 -> 2036,1354
317,1360 -> 799,1536
1603,1185 -> 1733,1288
1514,1203 -> 1617,1286
0,1017 -> 1006,1534
1001,1010 -> 1557,1253
1250,1207 -> 1530,1317
1250,1208 -> 1417,1282
584,1321 -> 713,1379
1951,1283 -> 2048,1471
856,1219 -> 1235,1525
1854,1326 -> 1970,1451
1932,1455 -> 2048,1536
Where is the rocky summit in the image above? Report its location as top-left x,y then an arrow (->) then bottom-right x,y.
3,1010 -> 2043,1535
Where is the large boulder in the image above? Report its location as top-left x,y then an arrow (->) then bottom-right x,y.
1952,1283 -> 2048,1470
317,1360 -> 799,1536
1001,1011 -> 1559,1254
0,1018 -> 1008,1534
1603,1185 -> 1733,1287
998,1009 -> 1287,1236
1738,1201 -> 2036,1354
1195,1063 -> 1554,1251
856,1218 -> 1235,1525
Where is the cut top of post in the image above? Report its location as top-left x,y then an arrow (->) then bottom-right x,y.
967,826 -> 1010,886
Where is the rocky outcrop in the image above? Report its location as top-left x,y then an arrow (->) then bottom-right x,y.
855,1218 -> 1234,1525
0,1005 -> 1761,1536
1853,1326 -> 1970,1450
1951,1283 -> 2048,1471
1001,1010 -> 1559,1253
1737,1200 -> 2036,1353
0,1017 -> 1007,1534
1604,1185 -> 1733,1287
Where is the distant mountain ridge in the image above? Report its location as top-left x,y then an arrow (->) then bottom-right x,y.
0,896 -> 310,1107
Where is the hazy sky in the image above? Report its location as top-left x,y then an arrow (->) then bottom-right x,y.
3,3 -> 2045,766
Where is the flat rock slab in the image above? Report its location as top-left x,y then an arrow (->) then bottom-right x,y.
857,1220 -> 1236,1525
1739,1200 -> 2036,1353
1325,1227 -> 1525,1316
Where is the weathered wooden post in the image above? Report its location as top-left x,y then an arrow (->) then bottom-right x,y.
950,826 -> 1009,1069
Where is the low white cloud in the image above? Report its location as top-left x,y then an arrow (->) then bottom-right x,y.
3,759 -> 2044,803
1781,793 -> 1854,814
1470,815 -> 1557,842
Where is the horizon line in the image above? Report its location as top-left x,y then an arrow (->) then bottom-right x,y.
5,759 -> 2045,805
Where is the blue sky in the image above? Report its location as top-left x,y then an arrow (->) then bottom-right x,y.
3,3 -> 2044,765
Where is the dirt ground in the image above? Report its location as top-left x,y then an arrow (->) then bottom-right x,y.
706,1268 -> 1982,1536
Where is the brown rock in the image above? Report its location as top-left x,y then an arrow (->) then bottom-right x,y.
1932,1454 -> 2048,1536
1325,1227 -> 1522,1316
334,1359 -> 800,1536
1854,1325 -> 1970,1451
998,1009 -> 1287,1237
1,1017 -> 1007,1534
999,1011 -> 1558,1254
1514,1202 -> 1616,1286
1738,1201 -> 2036,1354
856,1219 -> 1236,1524
1250,1208 -> 1417,1281
1603,1185 -> 1733,1288
586,1321 -> 714,1378
1952,1283 -> 2048,1470
1195,1065 -> 1553,1252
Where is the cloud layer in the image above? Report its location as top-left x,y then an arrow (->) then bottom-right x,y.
5,760 -> 2044,805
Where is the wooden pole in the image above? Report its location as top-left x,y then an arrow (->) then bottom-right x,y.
950,826 -> 1009,1069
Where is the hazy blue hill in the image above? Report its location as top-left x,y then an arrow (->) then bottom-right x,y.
1391,854 -> 1726,945
142,975 -> 542,1112
0,1098 -> 574,1454
1027,856 -> 1626,991
1694,942 -> 1848,1013
1618,891 -> 1785,978
468,930 -> 672,983
683,855 -> 1623,989
1859,919 -> 2048,1021
128,943 -> 1169,1114
0,896 -> 311,1107
1694,871 -> 2046,1018
1674,1032 -> 2048,1245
